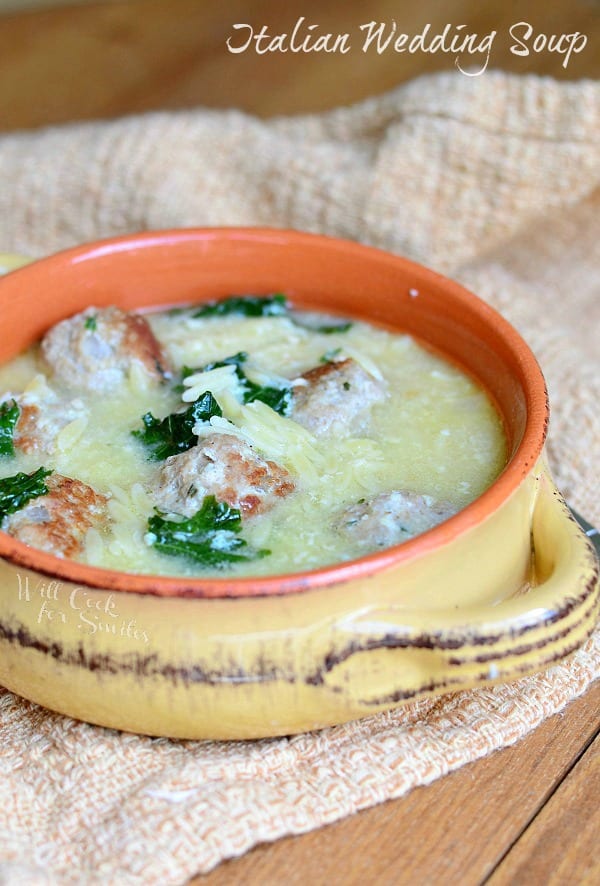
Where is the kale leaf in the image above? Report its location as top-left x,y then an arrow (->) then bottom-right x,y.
146,495 -> 270,567
201,352 -> 249,373
291,316 -> 353,334
190,293 -> 352,335
192,294 -> 288,319
0,466 -> 52,520
132,392 -> 222,460
319,347 -> 343,364
0,399 -> 20,457
316,321 -> 352,334
201,352 -> 293,416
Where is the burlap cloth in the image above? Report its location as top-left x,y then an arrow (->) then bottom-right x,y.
0,71 -> 599,884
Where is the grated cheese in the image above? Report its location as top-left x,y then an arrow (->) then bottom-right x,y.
182,364 -> 243,403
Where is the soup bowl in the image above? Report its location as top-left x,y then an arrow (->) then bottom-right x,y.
0,228 -> 597,739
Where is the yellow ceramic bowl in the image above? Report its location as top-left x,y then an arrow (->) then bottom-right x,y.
0,229 -> 597,739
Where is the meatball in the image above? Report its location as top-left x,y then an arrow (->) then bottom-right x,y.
154,433 -> 295,518
41,306 -> 170,392
2,393 -> 86,456
335,489 -> 457,551
292,358 -> 386,436
3,473 -> 109,558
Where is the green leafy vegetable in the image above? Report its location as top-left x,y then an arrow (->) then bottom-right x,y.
84,315 -> 97,331
202,353 -> 249,371
245,380 -> 292,415
0,399 -> 20,457
146,495 -> 270,567
201,352 -> 293,416
193,294 -> 288,319
132,392 -> 222,460
190,293 -> 352,335
0,466 -> 52,520
291,316 -> 353,334
319,348 -> 343,364
317,321 -> 352,334
191,293 -> 352,335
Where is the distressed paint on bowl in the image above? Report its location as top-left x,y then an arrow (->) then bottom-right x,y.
0,229 -> 597,739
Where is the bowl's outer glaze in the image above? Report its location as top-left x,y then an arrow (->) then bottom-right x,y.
0,229 -> 597,738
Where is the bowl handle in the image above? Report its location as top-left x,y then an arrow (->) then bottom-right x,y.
528,465 -> 599,608
318,466 -> 599,707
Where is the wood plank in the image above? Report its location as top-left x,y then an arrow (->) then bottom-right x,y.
191,682 -> 600,885
0,0 -> 598,132
489,733 -> 600,885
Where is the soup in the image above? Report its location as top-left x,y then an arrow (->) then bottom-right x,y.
0,295 -> 506,577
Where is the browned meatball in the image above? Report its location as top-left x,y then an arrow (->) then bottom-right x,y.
41,306 -> 170,392
154,433 -> 295,518
292,358 -> 386,436
3,396 -> 86,455
4,473 -> 109,558
335,489 -> 457,551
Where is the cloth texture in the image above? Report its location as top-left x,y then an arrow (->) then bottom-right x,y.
0,70 -> 599,884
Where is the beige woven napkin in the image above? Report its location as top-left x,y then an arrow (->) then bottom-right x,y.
0,71 -> 599,885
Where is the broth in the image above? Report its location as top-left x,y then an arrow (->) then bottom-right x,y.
0,299 -> 506,577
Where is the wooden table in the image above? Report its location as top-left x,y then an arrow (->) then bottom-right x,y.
1,2 -> 598,883
202,683 -> 600,884
0,0 -> 598,130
